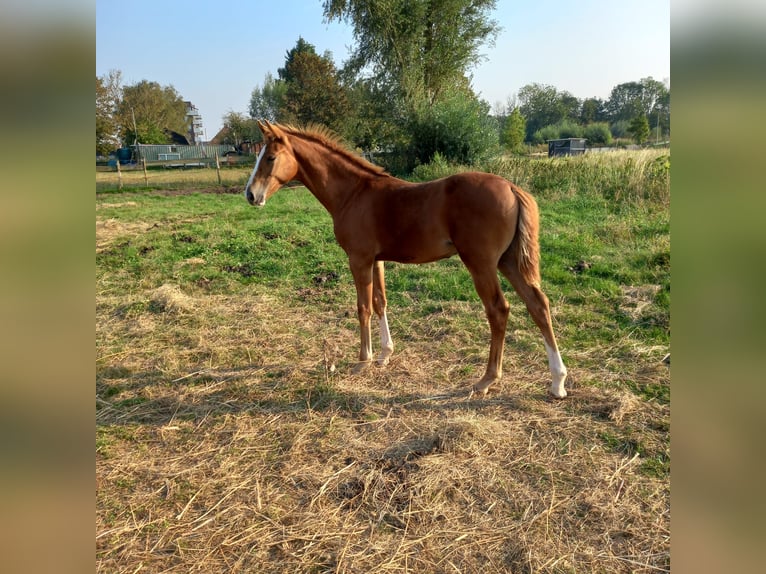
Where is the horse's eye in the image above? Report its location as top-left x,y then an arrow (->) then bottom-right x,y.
267,155 -> 276,162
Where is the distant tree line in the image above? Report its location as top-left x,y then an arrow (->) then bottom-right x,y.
96,0 -> 669,171
96,70 -> 190,157
508,78 -> 669,148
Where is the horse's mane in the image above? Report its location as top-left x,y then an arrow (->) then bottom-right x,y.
273,123 -> 387,176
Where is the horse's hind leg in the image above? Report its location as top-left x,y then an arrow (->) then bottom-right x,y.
465,263 -> 510,396
499,254 -> 568,398
372,261 -> 394,365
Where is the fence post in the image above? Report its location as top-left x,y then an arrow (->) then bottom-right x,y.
142,158 -> 148,186
215,152 -> 222,186
116,159 -> 123,190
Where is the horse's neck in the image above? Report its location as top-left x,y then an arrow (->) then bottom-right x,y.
291,138 -> 378,215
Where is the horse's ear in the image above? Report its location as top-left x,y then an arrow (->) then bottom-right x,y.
257,120 -> 286,144
257,120 -> 271,138
268,123 -> 287,143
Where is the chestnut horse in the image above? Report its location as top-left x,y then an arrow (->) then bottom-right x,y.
245,121 -> 567,398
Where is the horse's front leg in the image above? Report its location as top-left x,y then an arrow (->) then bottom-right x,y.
349,259 -> 374,373
373,261 -> 394,366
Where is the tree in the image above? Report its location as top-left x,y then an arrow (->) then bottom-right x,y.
279,38 -> 350,131
652,83 -> 670,139
604,81 -> 644,122
605,77 -> 669,124
323,0 -> 499,107
249,72 -> 287,123
580,97 -> 605,124
559,93 -> 581,122
115,80 -> 188,145
221,111 -> 262,145
628,114 -> 650,144
343,77 -> 408,151
501,107 -> 526,152
278,36 -> 318,84
518,83 -> 580,141
96,69 -> 122,155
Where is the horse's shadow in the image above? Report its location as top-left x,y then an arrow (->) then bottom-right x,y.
96,361 -> 537,429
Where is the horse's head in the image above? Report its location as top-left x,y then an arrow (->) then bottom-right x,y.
245,120 -> 299,207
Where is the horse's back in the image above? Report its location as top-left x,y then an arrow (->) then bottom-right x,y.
431,172 -> 520,231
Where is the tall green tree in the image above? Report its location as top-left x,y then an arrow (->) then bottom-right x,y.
277,36 -> 317,83
605,77 -> 669,124
249,72 -> 287,123
604,81 -> 644,122
628,114 -> 650,144
115,80 -> 188,145
501,107 -> 526,152
279,39 -> 350,131
343,77 -> 408,151
323,0 -> 499,107
580,97 -> 605,124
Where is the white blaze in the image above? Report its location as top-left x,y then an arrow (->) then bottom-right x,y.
245,145 -> 268,202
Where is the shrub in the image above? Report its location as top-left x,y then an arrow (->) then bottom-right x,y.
557,119 -> 584,139
408,89 -> 498,167
410,151 -> 460,181
609,120 -> 631,139
584,122 -> 613,145
531,119 -> 584,144
531,124 -> 560,145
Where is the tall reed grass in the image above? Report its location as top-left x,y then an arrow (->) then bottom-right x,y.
490,150 -> 670,204
412,150 -> 670,206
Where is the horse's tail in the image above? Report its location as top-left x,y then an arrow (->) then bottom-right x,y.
509,183 -> 541,286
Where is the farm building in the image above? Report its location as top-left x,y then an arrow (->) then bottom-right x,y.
185,101 -> 204,144
547,138 -> 586,157
133,143 -> 236,163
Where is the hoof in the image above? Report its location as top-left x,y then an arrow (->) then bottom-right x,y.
352,360 -> 372,374
471,377 -> 497,397
376,349 -> 393,367
548,384 -> 567,399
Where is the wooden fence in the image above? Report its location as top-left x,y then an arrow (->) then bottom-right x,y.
97,153 -> 257,192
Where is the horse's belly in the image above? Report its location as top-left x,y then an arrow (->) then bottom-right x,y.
377,236 -> 458,264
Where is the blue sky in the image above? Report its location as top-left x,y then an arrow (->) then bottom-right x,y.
96,0 -> 669,139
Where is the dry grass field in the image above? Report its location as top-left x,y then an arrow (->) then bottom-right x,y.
97,152 -> 669,572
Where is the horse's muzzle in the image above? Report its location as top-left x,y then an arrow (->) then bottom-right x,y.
245,187 -> 265,207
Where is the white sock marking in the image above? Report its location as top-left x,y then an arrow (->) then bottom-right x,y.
378,312 -> 394,365
544,341 -> 568,398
